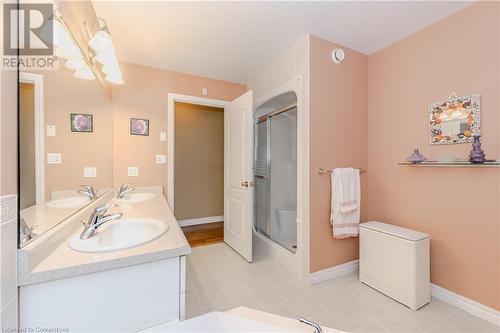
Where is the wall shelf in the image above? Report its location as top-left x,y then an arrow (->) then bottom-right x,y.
398,160 -> 500,168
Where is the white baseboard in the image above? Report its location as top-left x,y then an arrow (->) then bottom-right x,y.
178,215 -> 224,227
431,283 -> 500,327
308,260 -> 359,285
307,259 -> 499,327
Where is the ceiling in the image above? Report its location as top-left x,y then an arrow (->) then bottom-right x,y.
92,1 -> 473,84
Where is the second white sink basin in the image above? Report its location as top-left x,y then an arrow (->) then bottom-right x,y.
68,218 -> 168,253
46,196 -> 90,209
116,192 -> 157,203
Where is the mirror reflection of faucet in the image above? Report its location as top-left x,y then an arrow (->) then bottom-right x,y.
116,183 -> 135,199
80,205 -> 123,240
77,185 -> 97,200
20,218 -> 38,244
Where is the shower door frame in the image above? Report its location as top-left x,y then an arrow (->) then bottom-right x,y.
254,103 -> 298,253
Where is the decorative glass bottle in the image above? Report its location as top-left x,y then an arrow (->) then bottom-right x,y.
469,135 -> 486,163
407,147 -> 426,164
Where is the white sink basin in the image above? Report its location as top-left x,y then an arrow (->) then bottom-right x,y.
116,192 -> 157,203
68,218 -> 168,253
46,196 -> 90,209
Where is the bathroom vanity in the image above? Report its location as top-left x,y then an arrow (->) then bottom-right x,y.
17,188 -> 191,332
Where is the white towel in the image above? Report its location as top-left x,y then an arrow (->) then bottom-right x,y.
338,168 -> 359,214
330,168 -> 360,239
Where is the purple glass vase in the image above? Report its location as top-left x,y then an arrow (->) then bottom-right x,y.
407,147 -> 426,164
469,135 -> 486,163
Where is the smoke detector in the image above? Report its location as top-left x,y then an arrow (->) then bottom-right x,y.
331,48 -> 345,64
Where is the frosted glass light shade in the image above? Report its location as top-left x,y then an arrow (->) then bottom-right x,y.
95,52 -> 117,65
102,63 -> 121,75
65,59 -> 86,70
105,73 -> 124,85
74,67 -> 96,80
89,30 -> 114,53
56,44 -> 81,60
51,20 -> 74,47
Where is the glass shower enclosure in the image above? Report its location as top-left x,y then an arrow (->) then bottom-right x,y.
254,105 -> 297,253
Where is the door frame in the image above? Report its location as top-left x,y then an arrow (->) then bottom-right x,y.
166,93 -> 228,213
19,72 -> 45,204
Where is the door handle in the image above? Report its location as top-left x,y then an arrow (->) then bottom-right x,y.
241,181 -> 255,188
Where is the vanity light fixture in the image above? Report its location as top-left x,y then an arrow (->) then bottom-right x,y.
44,17 -> 96,81
86,18 -> 124,85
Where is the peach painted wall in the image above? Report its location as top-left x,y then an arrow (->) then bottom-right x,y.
38,66 -> 113,198
367,2 -> 500,310
309,36 -> 368,273
111,62 -> 246,194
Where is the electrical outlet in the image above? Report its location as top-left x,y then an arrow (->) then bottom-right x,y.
46,125 -> 56,136
127,167 -> 139,177
84,167 -> 97,178
160,131 -> 167,141
47,153 -> 62,164
156,154 -> 167,164
202,88 -> 208,96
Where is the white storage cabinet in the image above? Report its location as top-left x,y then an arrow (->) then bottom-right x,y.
360,221 -> 430,310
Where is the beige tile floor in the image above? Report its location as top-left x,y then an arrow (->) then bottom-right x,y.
185,243 -> 499,333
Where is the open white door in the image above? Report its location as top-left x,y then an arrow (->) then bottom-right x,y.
224,90 -> 253,262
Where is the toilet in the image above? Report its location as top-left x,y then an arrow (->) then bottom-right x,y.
276,208 -> 297,237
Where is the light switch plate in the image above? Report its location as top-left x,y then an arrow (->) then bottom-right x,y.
160,131 -> 167,142
156,154 -> 167,164
47,153 -> 62,164
46,125 -> 56,137
84,167 -> 97,178
128,167 -> 139,177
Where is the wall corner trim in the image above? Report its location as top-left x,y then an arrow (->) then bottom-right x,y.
430,283 -> 500,327
308,259 -> 359,285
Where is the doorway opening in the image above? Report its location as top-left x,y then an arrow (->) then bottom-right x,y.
19,73 -> 44,209
167,91 -> 254,262
172,101 -> 225,247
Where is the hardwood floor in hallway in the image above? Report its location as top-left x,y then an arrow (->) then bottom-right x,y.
182,222 -> 224,248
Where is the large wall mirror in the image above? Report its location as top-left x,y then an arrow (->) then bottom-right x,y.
19,64 -> 113,246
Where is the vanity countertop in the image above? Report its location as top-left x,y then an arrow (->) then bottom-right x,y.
18,191 -> 191,286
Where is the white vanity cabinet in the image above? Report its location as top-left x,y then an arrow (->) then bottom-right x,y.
20,256 -> 186,332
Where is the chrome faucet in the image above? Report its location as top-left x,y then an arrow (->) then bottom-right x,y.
116,183 -> 134,199
20,218 -> 37,243
80,205 -> 123,240
78,185 -> 97,200
298,317 -> 323,333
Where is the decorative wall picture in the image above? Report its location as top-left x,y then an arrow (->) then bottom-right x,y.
130,118 -> 150,136
429,93 -> 480,145
70,113 -> 93,133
